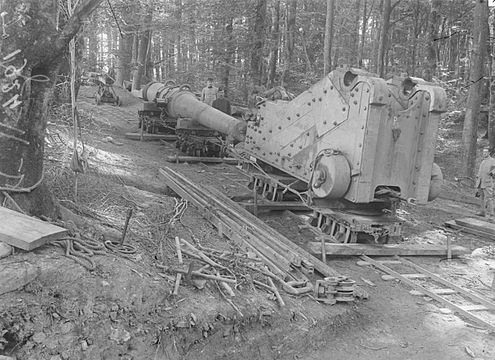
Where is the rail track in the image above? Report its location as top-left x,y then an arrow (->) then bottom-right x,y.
359,255 -> 495,332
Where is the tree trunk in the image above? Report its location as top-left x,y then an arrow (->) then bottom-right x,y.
0,0 -> 103,217
115,33 -> 133,87
267,0 -> 281,87
221,19 -> 234,96
144,34 -> 153,80
250,0 -> 268,86
410,0 -> 420,76
425,0 -> 442,81
358,0 -> 368,68
377,0 -> 391,77
489,7 -> 495,151
447,7 -> 458,75
462,0 -> 489,178
87,12 -> 98,71
350,0 -> 360,66
174,0 -> 182,74
373,0 -> 383,73
282,0 -> 297,84
132,7 -> 153,90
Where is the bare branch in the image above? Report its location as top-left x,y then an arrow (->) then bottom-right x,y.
48,0 -> 105,65
0,131 -> 29,145
0,172 -> 44,193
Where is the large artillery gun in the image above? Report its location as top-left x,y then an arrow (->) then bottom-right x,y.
134,81 -> 246,156
243,68 -> 446,244
134,68 -> 446,244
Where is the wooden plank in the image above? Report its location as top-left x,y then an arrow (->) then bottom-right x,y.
455,217 -> 495,236
159,167 -> 341,278
165,155 -> 239,164
202,183 -> 340,277
438,191 -> 480,206
158,168 -> 290,277
357,260 -> 402,266
125,132 -> 177,141
382,274 -> 429,281
0,207 -> 68,250
431,288 -> 457,295
410,288 -> 457,296
238,201 -> 309,212
459,304 -> 489,312
361,255 -> 495,332
444,220 -> 495,240
308,242 -> 469,257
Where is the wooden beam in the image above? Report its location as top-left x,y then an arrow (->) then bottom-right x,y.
158,168 -> 290,278
455,217 -> 495,236
0,207 -> 68,250
308,242 -> 469,257
444,220 -> 494,240
125,132 -> 177,141
202,183 -> 340,277
438,191 -> 480,206
165,156 -> 239,164
238,201 -> 309,212
159,167 -> 341,278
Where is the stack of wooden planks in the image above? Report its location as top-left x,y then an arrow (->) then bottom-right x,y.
445,217 -> 495,240
159,166 -> 344,291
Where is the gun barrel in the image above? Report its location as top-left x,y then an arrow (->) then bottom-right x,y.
141,82 -> 246,142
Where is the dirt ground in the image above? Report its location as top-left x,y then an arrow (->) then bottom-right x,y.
1,85 -> 495,359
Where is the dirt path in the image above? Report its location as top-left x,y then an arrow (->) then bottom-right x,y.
1,85 -> 494,359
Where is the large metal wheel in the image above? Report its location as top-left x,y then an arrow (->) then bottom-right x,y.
311,153 -> 351,199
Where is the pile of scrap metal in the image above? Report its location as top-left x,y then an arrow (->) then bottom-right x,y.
159,166 -> 356,303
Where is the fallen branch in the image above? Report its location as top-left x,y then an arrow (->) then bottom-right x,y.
268,277 -> 285,307
173,236 -> 183,296
180,238 -> 227,270
215,281 -> 243,318
170,267 -> 237,284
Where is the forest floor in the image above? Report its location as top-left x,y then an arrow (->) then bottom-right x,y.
1,85 -> 495,360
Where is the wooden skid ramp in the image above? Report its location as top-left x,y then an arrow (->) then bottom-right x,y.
359,255 -> 495,332
159,166 -> 354,300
